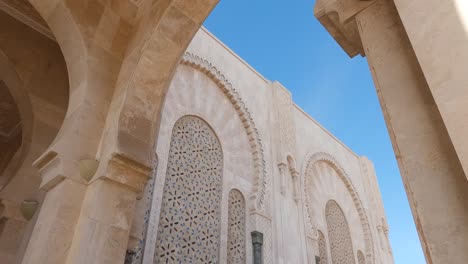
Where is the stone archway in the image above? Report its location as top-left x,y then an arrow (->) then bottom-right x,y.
0,50 -> 32,189
0,4 -> 70,262
14,1 -> 220,264
180,52 -> 268,212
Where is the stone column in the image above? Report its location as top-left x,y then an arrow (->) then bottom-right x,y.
393,0 -> 468,179
21,153 -> 87,264
251,231 -> 264,264
314,0 -> 468,263
21,153 -> 150,264
354,1 -> 468,263
65,155 -> 150,264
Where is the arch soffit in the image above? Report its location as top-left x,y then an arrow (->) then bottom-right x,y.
0,50 -> 33,190
302,151 -> 375,264
28,0 -> 86,113
180,52 -> 267,213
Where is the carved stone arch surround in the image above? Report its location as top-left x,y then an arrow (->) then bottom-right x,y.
180,52 -> 268,213
302,152 -> 375,264
140,54 -> 272,263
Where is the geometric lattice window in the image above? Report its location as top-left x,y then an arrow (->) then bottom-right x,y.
318,230 -> 328,264
154,116 -> 223,263
357,250 -> 365,264
227,189 -> 246,264
326,200 -> 356,264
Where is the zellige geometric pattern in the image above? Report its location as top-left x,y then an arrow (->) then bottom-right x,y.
154,116 -> 223,263
326,200 -> 356,264
227,189 -> 246,264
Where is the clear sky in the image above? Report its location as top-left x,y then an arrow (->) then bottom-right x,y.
204,0 -> 425,263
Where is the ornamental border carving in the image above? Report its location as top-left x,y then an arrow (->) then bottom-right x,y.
303,152 -> 375,264
180,52 -> 268,212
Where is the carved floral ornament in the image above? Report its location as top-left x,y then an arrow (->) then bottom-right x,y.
303,152 -> 375,264
180,52 -> 268,213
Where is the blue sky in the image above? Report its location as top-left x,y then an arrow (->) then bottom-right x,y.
204,0 -> 425,263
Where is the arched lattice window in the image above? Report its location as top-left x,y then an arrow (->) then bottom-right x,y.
227,189 -> 246,263
154,116 -> 223,263
357,250 -> 365,264
318,230 -> 328,264
326,200 -> 356,264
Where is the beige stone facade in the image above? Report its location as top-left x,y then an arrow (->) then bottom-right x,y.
0,0 -> 464,264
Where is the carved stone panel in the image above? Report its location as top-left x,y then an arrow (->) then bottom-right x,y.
227,190 -> 246,264
154,116 -> 223,263
326,200 -> 356,264
274,84 -> 296,156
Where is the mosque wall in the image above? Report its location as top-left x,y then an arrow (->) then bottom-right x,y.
132,28 -> 393,264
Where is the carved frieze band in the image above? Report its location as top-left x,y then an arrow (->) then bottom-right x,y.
275,86 -> 296,156
180,52 -> 268,213
304,152 -> 375,264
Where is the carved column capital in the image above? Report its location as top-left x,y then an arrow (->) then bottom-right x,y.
314,0 -> 375,57
98,153 -> 152,194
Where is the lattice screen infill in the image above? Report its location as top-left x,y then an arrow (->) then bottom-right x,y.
326,200 -> 356,264
154,116 -> 223,263
227,190 -> 246,263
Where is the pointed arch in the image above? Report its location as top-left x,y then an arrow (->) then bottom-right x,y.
154,115 -> 223,263
325,200 -> 355,264
180,52 -> 267,212
227,189 -> 246,263
303,152 -> 374,264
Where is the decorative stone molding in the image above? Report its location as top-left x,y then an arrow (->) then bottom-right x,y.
180,52 -> 268,213
102,154 -> 152,194
314,0 -> 375,57
287,156 -> 301,203
303,152 -> 375,264
33,151 -> 66,191
278,162 -> 288,195
274,83 -> 297,156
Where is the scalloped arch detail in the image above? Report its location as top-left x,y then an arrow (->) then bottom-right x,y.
303,152 -> 375,264
180,52 -> 268,212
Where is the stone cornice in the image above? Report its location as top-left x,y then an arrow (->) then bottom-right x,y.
180,52 -> 268,213
314,0 -> 375,57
